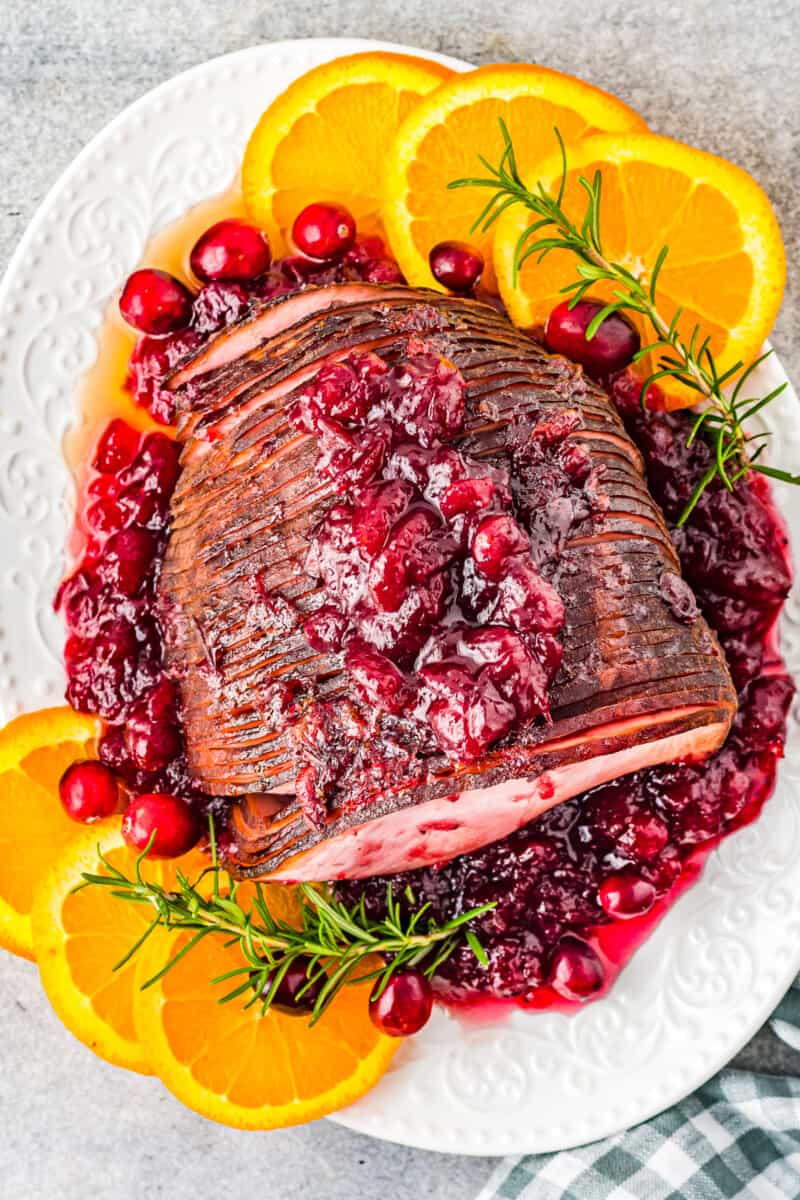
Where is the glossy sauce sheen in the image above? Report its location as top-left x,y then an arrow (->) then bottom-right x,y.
59,197 -> 794,1009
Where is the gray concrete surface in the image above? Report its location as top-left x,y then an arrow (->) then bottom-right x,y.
1,2 -> 798,1197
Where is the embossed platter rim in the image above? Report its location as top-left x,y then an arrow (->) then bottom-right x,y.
0,37 -> 799,1156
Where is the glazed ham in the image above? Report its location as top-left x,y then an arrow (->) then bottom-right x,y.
158,284 -> 737,881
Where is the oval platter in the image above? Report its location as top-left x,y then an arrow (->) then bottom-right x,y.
1,37 -> 799,1155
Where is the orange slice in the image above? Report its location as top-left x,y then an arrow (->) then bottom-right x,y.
493,132 -> 786,407
31,818 -> 397,1126
31,823 -> 206,1074
382,64 -> 647,291
134,882 -> 398,1129
0,707 -> 100,959
242,51 -> 453,249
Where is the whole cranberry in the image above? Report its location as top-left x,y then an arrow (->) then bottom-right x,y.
121,793 -> 200,857
59,760 -> 120,823
189,219 -> 271,283
293,203 -> 356,262
85,495 -> 126,539
124,711 -> 182,771
548,936 -> 605,1001
119,269 -> 193,336
92,419 -> 140,474
97,526 -> 157,596
545,297 -> 640,378
369,967 -> 434,1037
249,955 -> 324,1015
429,241 -> 484,292
598,873 -> 657,919
618,809 -> 669,862
471,513 -> 529,581
124,431 -> 182,496
98,724 -> 128,770
302,605 -> 349,653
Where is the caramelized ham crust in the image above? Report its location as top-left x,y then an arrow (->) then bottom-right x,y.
158,284 -> 737,881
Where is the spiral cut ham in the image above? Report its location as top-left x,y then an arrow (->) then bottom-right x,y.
158,284 -> 737,881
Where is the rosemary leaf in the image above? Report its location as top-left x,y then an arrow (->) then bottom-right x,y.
449,122 -> 795,517
79,817 -> 496,1029
465,929 -> 489,968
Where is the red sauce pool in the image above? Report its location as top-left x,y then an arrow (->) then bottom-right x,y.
57,205 -> 795,1011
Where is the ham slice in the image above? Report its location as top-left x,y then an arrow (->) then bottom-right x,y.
158,284 -> 737,881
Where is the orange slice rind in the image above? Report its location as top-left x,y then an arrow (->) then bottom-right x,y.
31,823 -> 208,1074
242,50 -> 454,249
0,707 -> 100,959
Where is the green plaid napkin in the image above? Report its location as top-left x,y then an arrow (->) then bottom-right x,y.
478,979 -> 800,1200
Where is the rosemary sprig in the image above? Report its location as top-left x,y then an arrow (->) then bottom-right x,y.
76,820 -> 494,1026
449,121 -> 798,523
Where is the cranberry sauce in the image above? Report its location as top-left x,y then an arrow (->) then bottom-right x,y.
283,346 -> 572,826
338,381 -> 795,1007
611,372 -> 793,692
59,235 -> 403,805
55,425 -> 200,799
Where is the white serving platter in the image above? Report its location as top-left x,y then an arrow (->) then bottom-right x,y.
1,37 -> 799,1156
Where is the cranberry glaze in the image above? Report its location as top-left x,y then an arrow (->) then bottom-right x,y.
283,345 -> 566,823
339,373 -> 794,1005
60,221 -> 794,1010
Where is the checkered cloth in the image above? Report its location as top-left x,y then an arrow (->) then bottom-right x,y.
478,979 -> 800,1200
